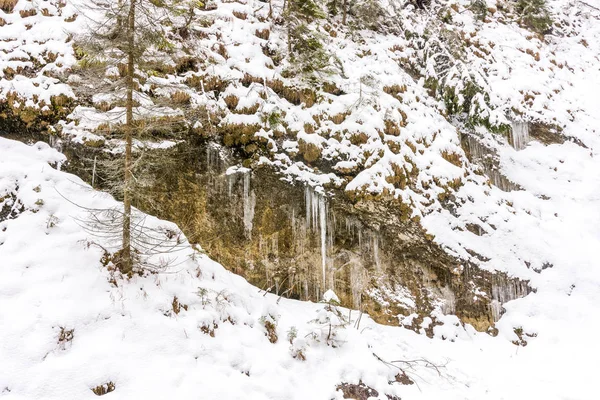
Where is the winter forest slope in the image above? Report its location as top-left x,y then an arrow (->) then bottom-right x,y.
1,0 -> 600,398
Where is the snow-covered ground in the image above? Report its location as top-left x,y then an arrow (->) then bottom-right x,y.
0,137 -> 598,399
2,0 -> 600,398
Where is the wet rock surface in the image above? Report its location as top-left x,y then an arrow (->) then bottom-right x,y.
61,137 -> 530,331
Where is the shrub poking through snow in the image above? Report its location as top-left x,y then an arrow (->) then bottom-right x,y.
394,371 -> 415,385
0,0 -> 18,13
470,0 -> 488,21
336,382 -> 380,400
284,0 -> 330,75
260,314 -> 278,343
515,0 -> 553,34
57,327 -> 74,344
200,321 -> 218,337
287,326 -> 307,361
171,296 -> 188,315
91,382 -> 115,396
309,290 -> 348,347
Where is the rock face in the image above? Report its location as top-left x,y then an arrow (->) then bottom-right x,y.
63,138 -> 530,331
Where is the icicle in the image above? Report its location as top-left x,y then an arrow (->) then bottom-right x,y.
511,122 -> 530,150
305,187 -> 311,229
440,286 -> 456,315
319,193 -> 327,288
489,300 -> 502,322
291,208 -> 296,238
227,174 -> 234,197
242,172 -> 256,238
466,135 -> 518,192
373,234 -> 381,272
272,233 -> 279,256
490,276 -> 530,321
304,186 -> 330,289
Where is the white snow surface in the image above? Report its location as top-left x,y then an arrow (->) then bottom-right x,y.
2,0 -> 600,398
0,135 -> 598,399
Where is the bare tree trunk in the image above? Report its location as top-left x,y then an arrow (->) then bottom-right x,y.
122,0 -> 136,275
342,0 -> 347,25
285,0 -> 292,54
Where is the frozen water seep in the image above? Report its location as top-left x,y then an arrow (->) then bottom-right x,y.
490,277 -> 530,321
242,171 -> 256,238
464,135 -> 517,191
439,286 -> 456,315
510,122 -> 530,151
372,234 -> 381,272
305,187 -> 333,290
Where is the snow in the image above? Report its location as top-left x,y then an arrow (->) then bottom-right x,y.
1,131 -> 598,399
322,289 -> 340,304
2,0 -> 600,398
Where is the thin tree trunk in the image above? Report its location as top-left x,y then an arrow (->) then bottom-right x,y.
285,1 -> 292,54
342,0 -> 347,25
122,0 -> 136,275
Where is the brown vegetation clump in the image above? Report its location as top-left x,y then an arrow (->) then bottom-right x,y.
441,150 -> 463,167
0,0 -> 18,13
170,91 -> 191,105
58,327 -> 74,344
263,320 -> 278,343
172,296 -> 188,315
223,95 -> 239,110
232,10 -> 247,20
92,382 -> 115,396
19,8 -> 37,18
255,29 -> 270,40
336,382 -> 379,400
298,140 -> 321,163
384,119 -> 401,136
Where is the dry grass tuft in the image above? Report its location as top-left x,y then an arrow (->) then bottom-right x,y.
255,29 -> 270,40
19,8 -> 37,18
223,95 -> 239,110
92,382 -> 115,396
0,0 -> 18,13
170,91 -> 191,105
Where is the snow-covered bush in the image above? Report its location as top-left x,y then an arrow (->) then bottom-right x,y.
284,0 -> 330,75
287,326 -> 307,360
470,0 -> 488,21
516,0 -> 553,34
260,308 -> 279,343
308,290 -> 348,348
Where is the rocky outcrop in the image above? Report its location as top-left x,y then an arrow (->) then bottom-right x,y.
62,137 -> 531,332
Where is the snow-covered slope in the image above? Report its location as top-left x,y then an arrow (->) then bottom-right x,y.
0,138 -> 598,399
2,0 -> 600,397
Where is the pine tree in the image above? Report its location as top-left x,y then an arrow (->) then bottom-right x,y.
515,0 -> 553,34
348,0 -> 383,30
284,0 -> 330,75
74,0 -> 202,274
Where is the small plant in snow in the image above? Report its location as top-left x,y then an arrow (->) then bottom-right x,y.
309,290 -> 348,348
287,326 -> 298,344
91,382 -> 115,396
46,214 -> 59,229
470,0 -> 488,21
171,296 -> 188,315
57,327 -> 74,350
196,287 -> 211,308
259,314 -> 279,343
287,326 -> 307,360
